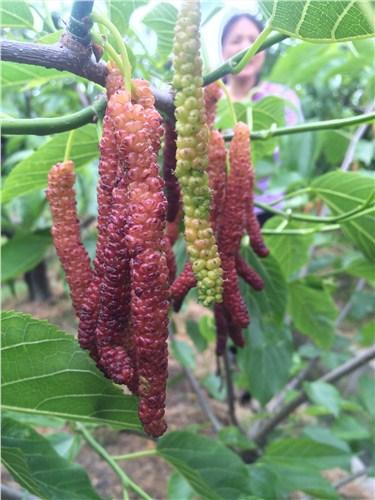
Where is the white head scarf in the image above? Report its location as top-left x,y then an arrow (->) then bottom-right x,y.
201,4 -> 261,73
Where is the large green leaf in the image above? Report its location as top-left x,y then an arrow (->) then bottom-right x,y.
2,125 -> 98,204
108,0 -> 147,39
260,1 -> 375,42
0,0 -> 33,29
157,431 -> 252,499
312,171 -> 375,262
304,381 -> 342,417
1,311 -> 141,430
264,216 -> 314,279
238,320 -> 292,405
240,243 -> 287,325
2,231 -> 51,282
288,281 -> 338,349
252,96 -> 286,161
2,417 -> 100,500
143,3 -> 178,61
1,62 -> 77,91
262,437 -> 350,470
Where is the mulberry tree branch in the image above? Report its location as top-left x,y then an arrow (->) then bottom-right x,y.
251,345 -> 375,446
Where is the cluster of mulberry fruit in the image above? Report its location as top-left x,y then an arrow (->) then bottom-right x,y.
48,67 -> 169,437
171,81 -> 269,355
47,0 -> 269,437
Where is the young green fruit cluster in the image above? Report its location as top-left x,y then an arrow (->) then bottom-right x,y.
172,0 -> 223,306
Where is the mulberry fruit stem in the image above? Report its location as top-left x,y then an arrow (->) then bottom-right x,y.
47,161 -> 92,316
91,12 -> 132,92
172,0 -> 223,307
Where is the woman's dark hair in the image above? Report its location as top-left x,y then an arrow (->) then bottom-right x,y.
221,13 -> 264,47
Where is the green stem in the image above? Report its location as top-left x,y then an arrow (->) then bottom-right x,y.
42,0 -> 56,33
76,423 -> 152,500
113,449 -> 157,461
255,196 -> 375,224
262,224 -> 340,236
91,31 -> 125,74
218,80 -> 237,125
64,130 -> 75,162
232,24 -> 273,74
246,111 -> 375,141
203,32 -> 287,86
266,187 -> 312,206
1,97 -> 106,135
91,12 -> 132,92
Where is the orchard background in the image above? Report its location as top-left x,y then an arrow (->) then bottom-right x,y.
1,0 -> 375,499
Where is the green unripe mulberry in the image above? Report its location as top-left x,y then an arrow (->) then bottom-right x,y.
172,0 -> 223,306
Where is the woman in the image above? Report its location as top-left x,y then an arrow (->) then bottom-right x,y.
221,13 -> 302,124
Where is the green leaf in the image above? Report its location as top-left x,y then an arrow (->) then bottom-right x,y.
198,315 -> 216,343
201,374 -> 226,401
345,256 -> 375,286
332,415 -> 370,441
2,417 -> 100,500
109,0 -> 147,35
186,319 -> 207,352
303,425 -> 351,452
358,319 -> 375,346
47,432 -> 82,461
252,96 -> 286,161
304,381 -> 341,417
157,431 -> 252,500
259,462 -> 339,499
143,3 -> 178,61
262,437 -> 350,470
171,339 -> 196,370
167,472 -> 195,500
218,426 -> 255,451
2,125 -> 98,204
260,0 -> 375,42
264,216 -> 314,278
358,374 -> 375,416
1,232 -> 51,282
1,311 -> 141,430
0,0 -> 33,29
312,171 -> 375,262
288,281 -> 338,348
240,243 -> 287,325
270,43 -> 338,86
1,62 -> 81,90
238,320 -> 292,405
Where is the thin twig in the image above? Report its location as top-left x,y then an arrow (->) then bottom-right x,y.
340,102 -> 375,171
265,357 -> 318,414
334,467 -> 371,490
336,279 -> 366,326
251,345 -> 375,446
76,423 -> 152,500
1,485 -> 38,500
183,364 -> 223,433
223,348 -> 241,428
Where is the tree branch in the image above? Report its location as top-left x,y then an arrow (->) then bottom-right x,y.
182,363 -> 223,433
1,97 -> 106,135
223,348 -> 241,428
0,39 -> 175,119
251,345 -> 375,446
224,111 -> 375,140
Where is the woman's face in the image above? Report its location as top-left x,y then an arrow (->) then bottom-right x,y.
222,17 -> 266,80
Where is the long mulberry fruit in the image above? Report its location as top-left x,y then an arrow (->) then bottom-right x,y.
172,0 -> 223,307
108,87 -> 169,437
47,161 -> 92,316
